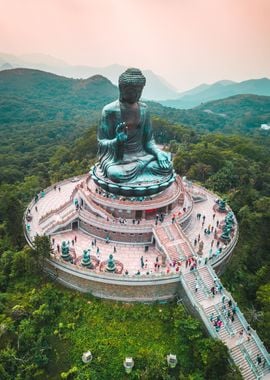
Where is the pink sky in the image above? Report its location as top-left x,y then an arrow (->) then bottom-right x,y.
1,0 -> 270,91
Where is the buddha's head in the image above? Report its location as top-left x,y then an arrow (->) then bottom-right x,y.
119,68 -> 146,104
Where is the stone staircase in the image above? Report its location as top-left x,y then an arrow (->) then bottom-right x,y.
181,265 -> 270,380
78,187 -> 113,221
154,223 -> 193,263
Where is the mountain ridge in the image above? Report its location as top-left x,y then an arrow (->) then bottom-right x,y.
0,68 -> 269,136
160,78 -> 270,108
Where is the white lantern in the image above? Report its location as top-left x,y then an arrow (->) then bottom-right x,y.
82,351 -> 92,364
167,353 -> 177,368
123,357 -> 134,374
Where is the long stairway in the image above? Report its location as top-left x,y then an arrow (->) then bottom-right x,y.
181,264 -> 270,379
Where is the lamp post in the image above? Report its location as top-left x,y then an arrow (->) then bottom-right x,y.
123,357 -> 134,374
167,353 -> 177,368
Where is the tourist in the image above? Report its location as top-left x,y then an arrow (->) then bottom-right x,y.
195,282 -> 199,292
198,234 -> 200,242
210,313 -> 214,322
72,240 -> 74,246
213,213 -> 216,220
228,299 -> 232,308
140,256 -> 144,269
58,186 -> 61,191
74,235 -> 77,243
211,286 -> 215,296
211,240 -> 214,248
238,329 -> 244,343
256,354 -> 262,366
57,244 -> 60,253
125,269 -> 129,275
113,246 -> 117,253
35,206 -> 38,212
52,238 -> 55,245
231,315 -> 235,323
194,238 -> 197,246
202,215 -> 206,222
216,220 -> 219,227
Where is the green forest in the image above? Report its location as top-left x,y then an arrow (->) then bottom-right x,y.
0,69 -> 270,379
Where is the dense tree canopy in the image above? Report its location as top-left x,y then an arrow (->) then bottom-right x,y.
1,71 -> 269,377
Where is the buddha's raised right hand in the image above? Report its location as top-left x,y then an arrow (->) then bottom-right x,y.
116,122 -> 128,143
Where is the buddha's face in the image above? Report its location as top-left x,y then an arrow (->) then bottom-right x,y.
119,84 -> 144,104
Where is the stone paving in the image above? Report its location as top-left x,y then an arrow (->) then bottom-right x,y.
51,229 -> 168,276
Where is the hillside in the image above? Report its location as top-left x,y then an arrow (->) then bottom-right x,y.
0,68 -> 118,124
0,52 -> 179,100
160,78 -> 270,108
1,69 -> 270,137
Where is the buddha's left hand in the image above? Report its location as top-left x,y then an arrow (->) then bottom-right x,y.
157,151 -> 171,169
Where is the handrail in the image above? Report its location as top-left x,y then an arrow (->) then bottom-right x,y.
39,200 -> 72,225
78,208 -> 152,234
43,209 -> 78,234
152,228 -> 173,265
211,227 -> 239,267
207,265 -> 270,369
180,275 -> 219,339
214,302 -> 235,337
238,343 -> 264,379
78,188 -> 113,221
45,256 -> 180,282
236,306 -> 270,368
191,268 -> 211,299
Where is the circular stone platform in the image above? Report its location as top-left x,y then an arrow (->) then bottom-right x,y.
24,174 -> 238,302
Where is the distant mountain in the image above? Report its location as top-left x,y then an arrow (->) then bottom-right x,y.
0,52 -> 179,101
160,78 -> 270,109
0,62 -> 13,71
149,94 -> 270,134
1,68 -> 269,136
0,68 -> 118,124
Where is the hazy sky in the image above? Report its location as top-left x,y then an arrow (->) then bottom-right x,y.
1,0 -> 270,91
